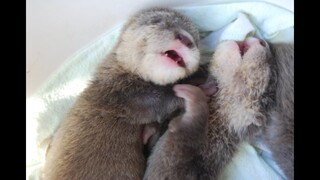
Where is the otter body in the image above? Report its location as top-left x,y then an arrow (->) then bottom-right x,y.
43,7 -> 201,180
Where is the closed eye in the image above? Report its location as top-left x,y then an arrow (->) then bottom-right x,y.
150,18 -> 161,24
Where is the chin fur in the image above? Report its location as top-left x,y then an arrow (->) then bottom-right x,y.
139,52 -> 199,85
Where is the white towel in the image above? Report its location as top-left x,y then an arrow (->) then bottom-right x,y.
200,12 -> 257,51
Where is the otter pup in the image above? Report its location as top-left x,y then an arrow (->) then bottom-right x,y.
43,7 -> 202,180
144,37 -> 294,180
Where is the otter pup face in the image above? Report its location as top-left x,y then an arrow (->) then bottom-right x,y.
116,8 -> 200,85
210,37 -> 271,95
210,37 -> 272,131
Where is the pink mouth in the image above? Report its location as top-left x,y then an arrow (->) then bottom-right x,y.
162,50 -> 185,67
237,42 -> 250,57
237,38 -> 266,57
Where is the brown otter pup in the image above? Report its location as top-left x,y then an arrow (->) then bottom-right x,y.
43,7 -> 203,180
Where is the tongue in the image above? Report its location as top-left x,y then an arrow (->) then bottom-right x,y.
165,50 -> 185,67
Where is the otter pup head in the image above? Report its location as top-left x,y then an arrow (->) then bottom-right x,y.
116,7 -> 200,85
210,37 -> 273,133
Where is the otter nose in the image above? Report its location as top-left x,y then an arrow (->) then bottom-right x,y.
259,39 -> 266,47
175,33 -> 193,48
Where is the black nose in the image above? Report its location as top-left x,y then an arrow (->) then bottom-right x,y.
175,33 -> 193,48
259,39 -> 266,47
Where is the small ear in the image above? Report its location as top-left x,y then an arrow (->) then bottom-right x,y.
199,80 -> 218,96
142,123 -> 158,145
168,119 -> 179,132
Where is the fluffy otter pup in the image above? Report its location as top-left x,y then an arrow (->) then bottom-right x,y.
43,7 -> 201,180
144,37 -> 294,180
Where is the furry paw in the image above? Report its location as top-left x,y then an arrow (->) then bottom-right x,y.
169,84 -> 208,133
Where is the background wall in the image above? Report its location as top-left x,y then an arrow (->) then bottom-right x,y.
26,0 -> 293,97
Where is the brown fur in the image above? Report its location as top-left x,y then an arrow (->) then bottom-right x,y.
43,7 -> 202,180
144,38 -> 294,180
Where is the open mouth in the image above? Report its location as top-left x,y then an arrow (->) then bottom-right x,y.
237,42 -> 250,57
237,38 -> 266,57
163,50 -> 185,67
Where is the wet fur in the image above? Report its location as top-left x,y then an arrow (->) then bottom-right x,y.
144,41 -> 294,180
43,7 -> 201,180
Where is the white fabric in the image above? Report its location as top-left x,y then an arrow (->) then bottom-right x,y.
200,12 -> 257,51
26,1 -> 293,179
219,143 -> 285,180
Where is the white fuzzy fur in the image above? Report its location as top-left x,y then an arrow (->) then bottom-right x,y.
138,48 -> 200,85
211,39 -> 271,135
